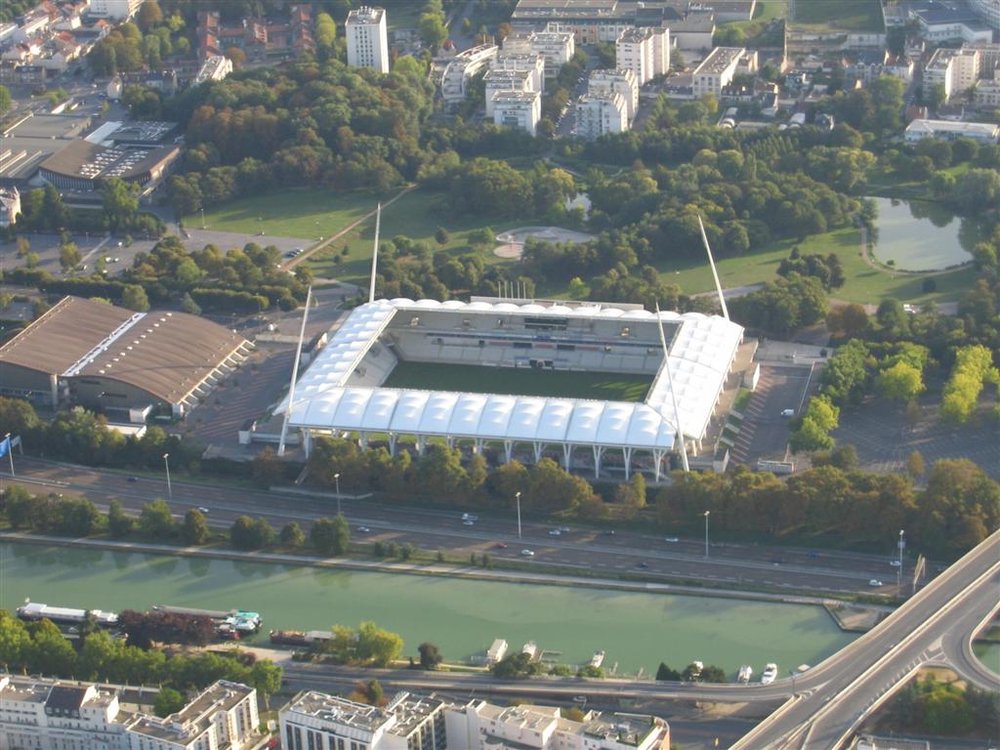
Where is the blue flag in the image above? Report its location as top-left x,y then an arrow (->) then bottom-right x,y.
0,436 -> 10,459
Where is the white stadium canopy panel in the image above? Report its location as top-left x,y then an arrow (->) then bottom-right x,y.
280,298 -> 743,457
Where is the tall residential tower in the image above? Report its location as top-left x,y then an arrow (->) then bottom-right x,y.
346,6 -> 389,73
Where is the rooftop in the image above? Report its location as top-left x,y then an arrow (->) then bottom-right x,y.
694,46 -> 745,74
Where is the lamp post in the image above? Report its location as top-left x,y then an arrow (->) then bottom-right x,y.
515,491 -> 522,540
703,510 -> 710,558
897,529 -> 905,590
334,473 -> 341,516
163,453 -> 172,500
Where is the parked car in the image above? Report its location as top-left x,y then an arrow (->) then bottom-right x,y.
664,536 -> 679,543
520,549 -> 535,557
868,579 -> 883,587
357,526 -> 371,533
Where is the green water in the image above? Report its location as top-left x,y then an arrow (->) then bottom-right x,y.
869,196 -> 980,271
974,643 -> 1000,676
0,543 -> 855,677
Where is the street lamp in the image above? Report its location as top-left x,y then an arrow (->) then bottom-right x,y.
704,510 -> 710,558
163,453 -> 172,500
334,473 -> 341,516
897,529 -> 906,590
515,491 -> 522,539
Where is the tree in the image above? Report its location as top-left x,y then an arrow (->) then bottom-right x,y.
876,361 -> 925,402
249,660 -> 283,709
655,662 -> 681,681
356,621 -> 404,666
27,619 -> 77,676
418,642 -> 443,670
224,46 -> 246,68
417,12 -> 448,51
138,499 -> 175,539
230,516 -> 275,550
311,516 -> 350,555
102,177 -> 139,231
136,0 -> 163,31
280,522 -> 305,548
251,447 -> 284,487
122,284 -> 150,312
59,242 -> 82,271
153,686 -> 186,717
0,85 -> 11,115
181,509 -> 210,545
906,450 -> 925,480
107,499 -> 134,537
0,611 -> 31,671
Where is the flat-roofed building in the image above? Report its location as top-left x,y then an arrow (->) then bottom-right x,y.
493,51 -> 546,92
126,680 -> 258,750
575,91 -> 628,138
89,0 -> 143,20
484,69 -> 534,115
280,692 -> 447,750
346,6 -> 389,74
969,0 -> 1000,31
588,68 -> 638,121
492,90 -> 542,135
904,118 -> 999,143
975,77 -> 1000,106
503,29 -> 575,77
0,296 -> 251,414
616,26 -> 669,85
193,53 -> 232,85
441,43 -> 498,103
39,140 -> 180,194
924,47 -> 981,101
666,13 -> 715,51
691,46 -> 756,98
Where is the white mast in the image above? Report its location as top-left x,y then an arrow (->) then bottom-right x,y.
698,215 -> 729,320
368,202 -> 381,304
655,302 -> 689,472
277,285 -> 313,456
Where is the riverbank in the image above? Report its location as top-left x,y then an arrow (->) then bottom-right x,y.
0,531 -> 889,634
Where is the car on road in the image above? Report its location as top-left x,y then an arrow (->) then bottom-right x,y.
780,408 -> 795,417
604,529 -> 615,535
520,549 -> 535,557
868,579 -> 883,587
664,536 -> 679,543
463,519 -> 475,526
197,506 -> 210,514
889,560 -> 901,567
461,513 -> 478,521
357,526 -> 371,533
495,542 -> 508,549
548,529 -> 561,536
636,561 -> 649,569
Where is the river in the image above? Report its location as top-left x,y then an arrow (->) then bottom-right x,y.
1,542 -> 856,678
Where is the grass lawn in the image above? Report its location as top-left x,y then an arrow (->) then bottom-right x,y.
386,4 -> 423,30
383,362 -> 653,401
306,188 -> 522,285
604,227 -> 972,306
200,188 -> 387,240
754,0 -> 789,21
791,0 -> 883,31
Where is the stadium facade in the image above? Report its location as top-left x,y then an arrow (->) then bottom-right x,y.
280,298 -> 743,480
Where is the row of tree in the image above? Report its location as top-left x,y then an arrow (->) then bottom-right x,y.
0,610 -> 282,707
941,344 -> 999,425
886,675 -> 999,735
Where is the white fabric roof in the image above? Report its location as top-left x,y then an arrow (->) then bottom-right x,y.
281,299 -> 744,452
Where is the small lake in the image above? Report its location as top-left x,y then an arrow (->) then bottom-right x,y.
868,196 -> 980,272
0,542 -> 855,678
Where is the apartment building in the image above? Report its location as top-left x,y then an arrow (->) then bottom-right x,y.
484,69 -> 534,115
615,26 -> 669,86
0,675 -> 259,750
346,6 -> 389,74
575,92 -> 628,139
492,90 -> 542,136
588,68 -> 638,122
280,691 -> 448,750
493,51 -> 546,92
503,30 -> 574,78
441,43 -> 498,103
924,47 -> 981,101
691,46 -> 757,98
89,0 -> 143,20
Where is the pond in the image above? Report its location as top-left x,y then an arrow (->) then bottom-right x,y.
0,542 -> 856,678
868,196 -> 981,272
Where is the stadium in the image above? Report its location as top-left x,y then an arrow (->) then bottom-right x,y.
280,297 -> 744,481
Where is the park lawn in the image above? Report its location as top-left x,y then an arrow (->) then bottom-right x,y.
385,4 -> 423,30
306,188 -> 522,285
791,0 -> 883,31
199,188 -> 386,239
583,227 -> 973,306
753,0 -> 789,21
384,362 -> 653,401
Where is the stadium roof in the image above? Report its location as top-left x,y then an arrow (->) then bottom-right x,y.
283,299 -> 743,453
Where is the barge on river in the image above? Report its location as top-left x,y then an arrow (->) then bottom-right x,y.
16,601 -> 118,627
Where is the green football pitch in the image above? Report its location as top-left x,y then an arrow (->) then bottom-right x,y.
383,362 -> 653,402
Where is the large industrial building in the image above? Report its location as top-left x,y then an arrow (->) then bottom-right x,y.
0,296 -> 251,416
279,298 -> 743,481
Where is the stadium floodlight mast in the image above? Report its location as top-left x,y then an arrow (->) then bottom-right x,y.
368,203 -> 381,304
277,285 -> 314,456
698,215 -> 730,320
655,302 -> 689,472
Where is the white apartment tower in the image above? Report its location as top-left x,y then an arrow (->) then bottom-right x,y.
492,90 -> 542,136
88,0 -> 143,20
616,27 -> 669,86
346,6 -> 390,74
691,46 -> 757,98
924,47 -> 981,101
575,92 -> 629,139
588,69 -> 638,122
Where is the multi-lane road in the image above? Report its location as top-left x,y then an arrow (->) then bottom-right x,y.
7,457 -> 923,596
